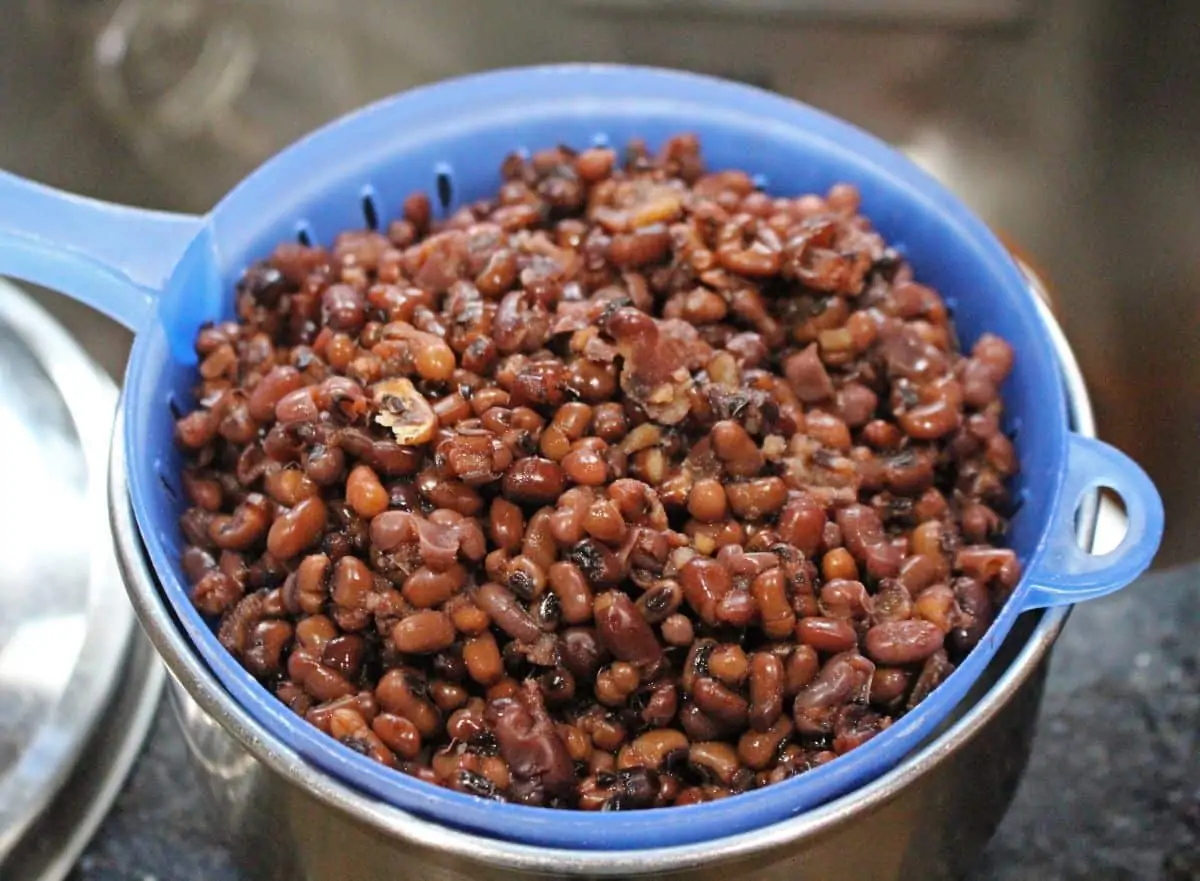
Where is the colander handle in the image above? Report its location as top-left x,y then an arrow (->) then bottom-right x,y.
0,171 -> 203,331
1023,433 -> 1164,609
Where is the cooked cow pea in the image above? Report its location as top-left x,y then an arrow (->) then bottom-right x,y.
175,134 -> 1021,810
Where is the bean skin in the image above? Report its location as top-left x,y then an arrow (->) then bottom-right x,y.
463,632 -> 504,686
679,557 -> 731,626
738,717 -> 793,770
619,729 -> 689,770
267,496 -> 328,560
864,620 -> 945,665
375,669 -> 441,738
502,458 -> 564,505
547,561 -> 594,625
346,465 -> 389,519
209,495 -> 272,551
474,582 -> 541,643
692,678 -> 748,728
372,714 -> 422,760
393,610 -> 456,654
594,591 -> 663,667
751,567 -> 796,639
248,365 -> 304,421
748,653 -> 785,732
796,617 -> 859,655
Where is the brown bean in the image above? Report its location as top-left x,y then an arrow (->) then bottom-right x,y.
688,741 -> 742,786
392,610 -> 456,654
751,567 -> 796,639
463,632 -> 504,686
869,667 -> 912,707
402,564 -> 465,609
562,447 -> 609,486
679,557 -> 731,626
687,478 -> 728,522
329,555 -> 373,629
707,644 -> 749,687
594,591 -> 663,667
372,714 -> 422,760
796,617 -> 859,654
473,582 -> 541,643
242,619 -> 293,679
267,496 -> 327,560
641,680 -> 679,728
488,497 -> 525,553
738,717 -> 793,771
263,469 -> 319,508
710,420 -> 764,477
502,458 -> 564,505
209,495 -> 272,551
748,652 -> 785,732
660,613 -> 695,647
248,366 -> 304,421
725,477 -> 787,520
635,579 -> 682,624
619,728 -> 689,770
375,669 -> 441,738
864,620 -> 944,665
346,465 -> 389,519
692,677 -> 748,728
793,652 -> 874,735
548,561 -> 594,625
776,494 -> 826,557
915,583 -> 956,633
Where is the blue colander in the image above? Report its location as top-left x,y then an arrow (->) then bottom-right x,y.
0,65 -> 1163,850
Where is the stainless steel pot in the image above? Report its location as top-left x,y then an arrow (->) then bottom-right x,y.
110,290 -> 1105,880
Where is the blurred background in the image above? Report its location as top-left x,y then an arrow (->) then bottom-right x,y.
1,3 -> 1197,880
5,0 -> 1195,569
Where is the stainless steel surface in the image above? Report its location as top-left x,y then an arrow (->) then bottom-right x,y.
0,280 -> 136,869
3,630 -> 164,881
109,290 -> 1106,879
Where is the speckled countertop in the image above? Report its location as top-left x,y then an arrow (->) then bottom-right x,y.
65,563 -> 1198,881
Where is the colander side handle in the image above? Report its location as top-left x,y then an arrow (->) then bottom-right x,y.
0,171 -> 203,331
1023,434 -> 1164,609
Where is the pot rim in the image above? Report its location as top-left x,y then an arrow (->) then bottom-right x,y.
110,290 -> 1091,875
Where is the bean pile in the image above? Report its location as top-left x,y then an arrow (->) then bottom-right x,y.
175,135 -> 1022,811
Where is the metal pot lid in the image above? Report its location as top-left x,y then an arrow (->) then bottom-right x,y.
0,278 -> 141,867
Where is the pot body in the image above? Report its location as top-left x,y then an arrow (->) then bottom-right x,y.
166,615 -> 1048,881
113,290 -> 1102,880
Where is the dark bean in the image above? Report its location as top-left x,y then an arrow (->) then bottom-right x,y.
561,627 -> 607,682
635,579 -> 682,624
864,620 -> 944,665
474,582 -> 541,643
869,667 -> 911,708
243,619 -> 293,678
748,653 -> 785,732
595,591 -> 663,667
679,557 -> 731,626
796,617 -> 859,654
692,678 -> 748,728
502,458 -> 564,505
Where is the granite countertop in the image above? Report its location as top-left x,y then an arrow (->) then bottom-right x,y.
67,563 -> 1199,881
